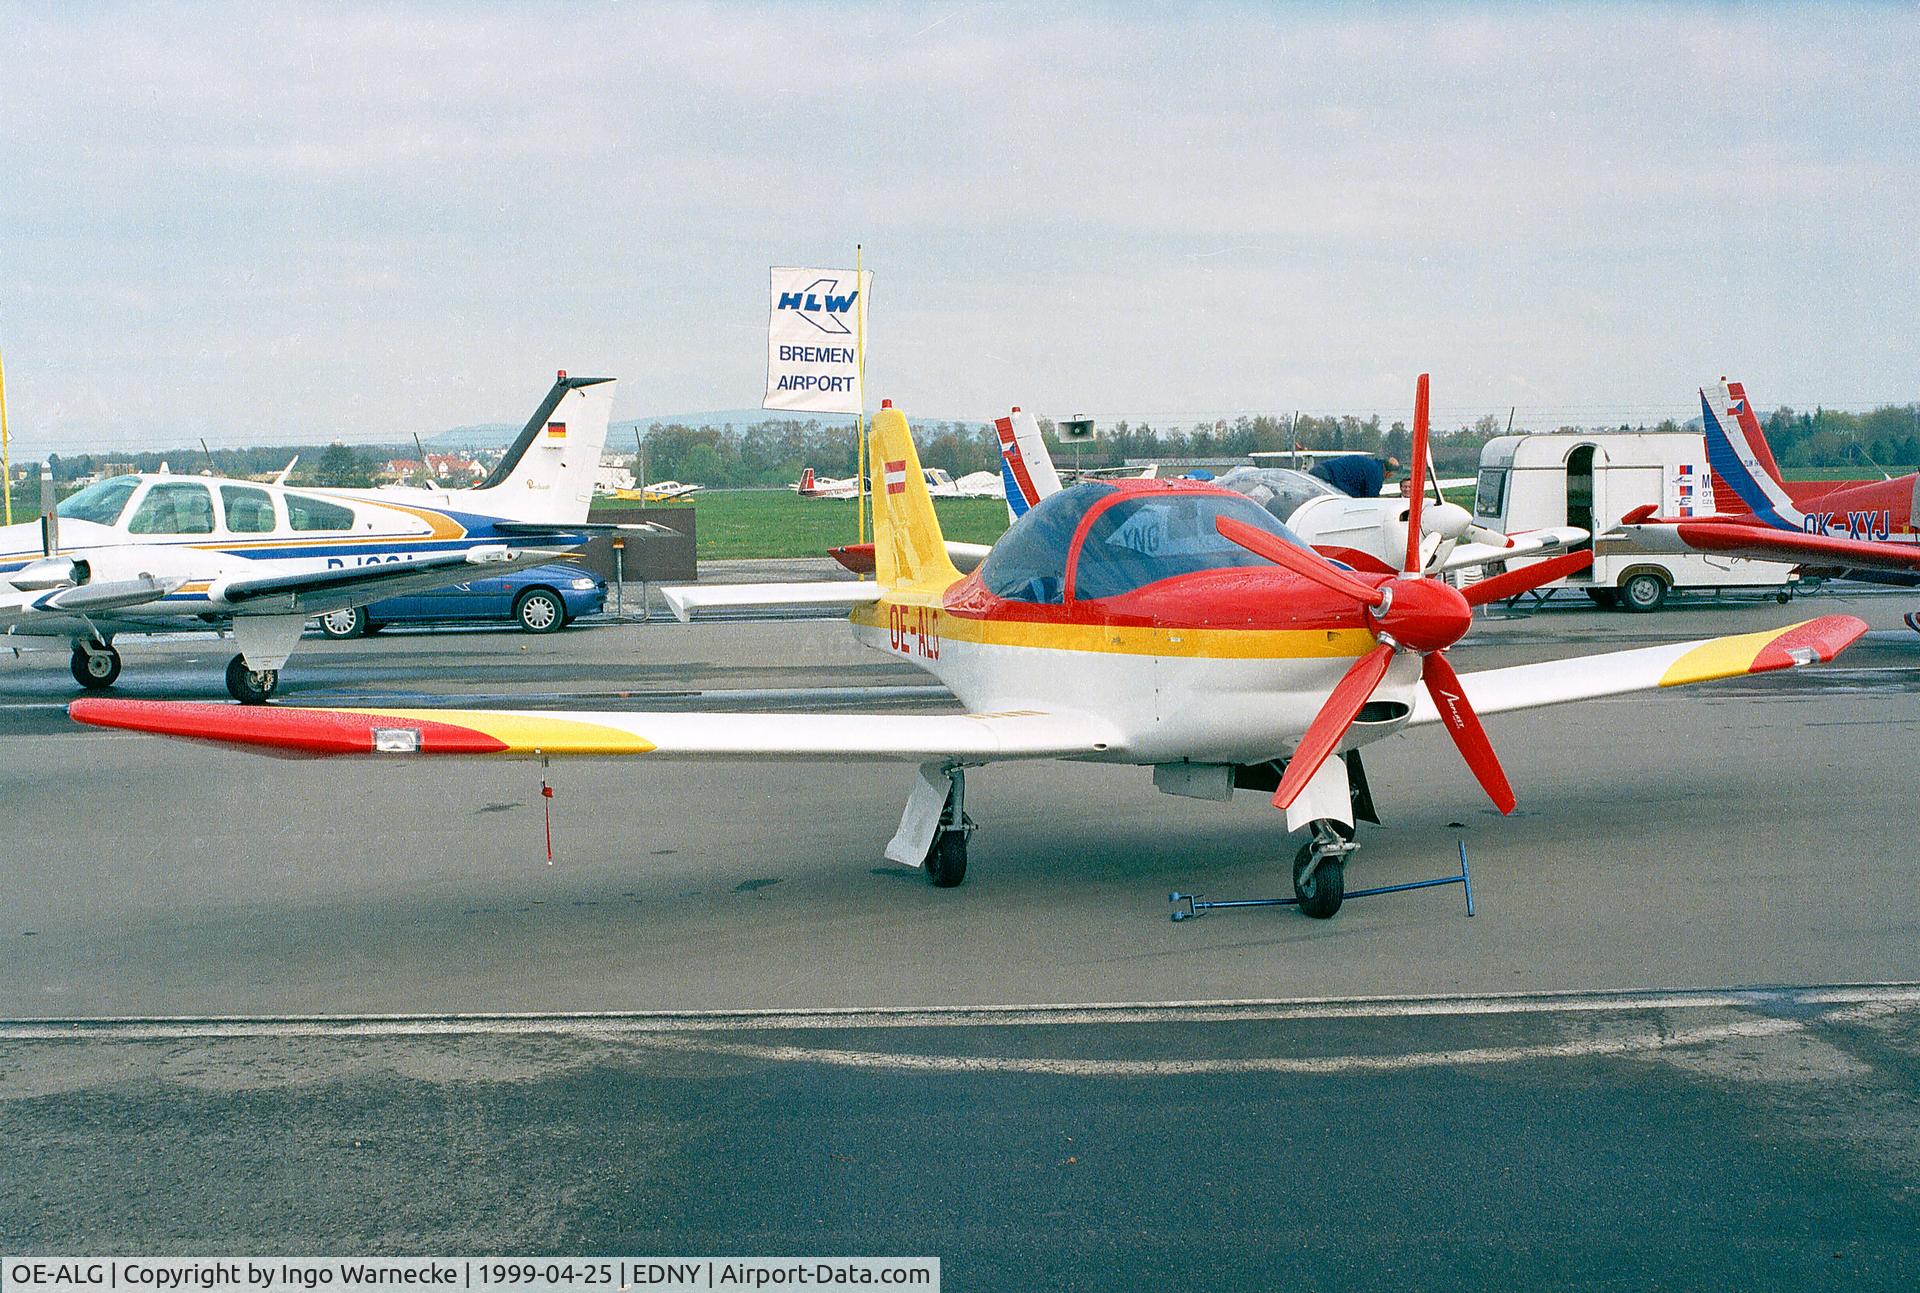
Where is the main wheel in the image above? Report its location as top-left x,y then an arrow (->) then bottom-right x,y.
1292,841 -> 1345,919
1585,588 -> 1619,608
515,588 -> 565,634
318,607 -> 368,639
225,654 -> 279,704
70,643 -> 121,690
924,830 -> 969,888
1619,571 -> 1669,612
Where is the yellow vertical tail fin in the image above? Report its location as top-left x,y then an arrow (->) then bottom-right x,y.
868,404 -> 963,596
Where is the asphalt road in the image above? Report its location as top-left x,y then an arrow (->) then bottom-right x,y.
3,583 -> 1917,1282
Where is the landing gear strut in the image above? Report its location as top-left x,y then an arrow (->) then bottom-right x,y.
70,639 -> 121,690
922,766 -> 975,888
1292,819 -> 1358,919
225,653 -> 279,704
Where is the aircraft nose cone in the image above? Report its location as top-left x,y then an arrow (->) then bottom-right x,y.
1370,576 -> 1472,654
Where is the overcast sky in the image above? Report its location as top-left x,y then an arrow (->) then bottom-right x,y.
1,1 -> 1916,453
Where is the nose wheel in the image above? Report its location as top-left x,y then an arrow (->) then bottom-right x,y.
70,640 -> 122,690
225,653 -> 280,704
1292,820 -> 1357,919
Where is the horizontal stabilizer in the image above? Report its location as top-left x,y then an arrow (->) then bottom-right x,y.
663,580 -> 884,622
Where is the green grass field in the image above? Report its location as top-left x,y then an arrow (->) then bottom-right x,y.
596,489 -> 1013,560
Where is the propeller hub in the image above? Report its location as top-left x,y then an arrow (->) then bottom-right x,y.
1368,575 -> 1471,654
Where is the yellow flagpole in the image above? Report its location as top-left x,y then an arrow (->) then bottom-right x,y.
0,344 -> 12,527
855,243 -> 867,554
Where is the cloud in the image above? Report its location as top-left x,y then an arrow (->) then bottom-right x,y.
0,2 -> 1915,451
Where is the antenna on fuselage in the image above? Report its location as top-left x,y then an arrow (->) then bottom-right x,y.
271,456 -> 298,486
413,433 -> 441,489
198,438 -> 217,476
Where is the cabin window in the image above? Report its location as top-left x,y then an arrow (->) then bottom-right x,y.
1072,492 -> 1307,602
978,482 -> 1113,604
126,482 -> 216,535
55,475 -> 140,526
221,485 -> 277,534
1474,468 -> 1508,519
285,494 -> 357,532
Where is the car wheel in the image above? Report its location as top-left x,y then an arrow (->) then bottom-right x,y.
515,588 -> 565,634
1619,571 -> 1669,612
318,607 -> 368,639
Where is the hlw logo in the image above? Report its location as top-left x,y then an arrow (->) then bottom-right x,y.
777,278 -> 860,335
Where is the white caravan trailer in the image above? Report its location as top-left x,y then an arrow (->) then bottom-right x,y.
1473,432 -> 1798,610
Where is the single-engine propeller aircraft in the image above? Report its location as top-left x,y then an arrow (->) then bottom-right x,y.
1616,377 -> 1920,632
4,372 -> 626,701
70,376 -> 1866,916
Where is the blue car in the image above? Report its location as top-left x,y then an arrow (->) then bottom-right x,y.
315,562 -> 606,638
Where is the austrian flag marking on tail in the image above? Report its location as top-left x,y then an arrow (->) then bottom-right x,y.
885,460 -> 909,495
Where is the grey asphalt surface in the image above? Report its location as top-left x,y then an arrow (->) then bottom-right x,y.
3,582 -> 1917,1283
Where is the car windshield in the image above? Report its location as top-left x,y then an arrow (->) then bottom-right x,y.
55,475 -> 140,526
1210,466 -> 1341,524
1072,490 -> 1313,601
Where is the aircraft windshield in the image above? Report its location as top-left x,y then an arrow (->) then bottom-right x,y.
55,475 -> 140,526
1072,491 -> 1312,601
979,482 -> 1116,604
1209,466 -> 1340,525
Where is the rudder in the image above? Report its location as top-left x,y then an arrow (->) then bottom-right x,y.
868,404 -> 963,595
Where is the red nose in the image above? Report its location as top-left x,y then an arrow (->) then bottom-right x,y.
1367,576 -> 1472,654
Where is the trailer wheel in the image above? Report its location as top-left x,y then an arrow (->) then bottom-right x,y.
1619,571 -> 1669,612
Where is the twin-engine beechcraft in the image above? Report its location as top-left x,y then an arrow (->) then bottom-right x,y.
6,372 -> 631,702
1616,377 -> 1920,632
69,376 -> 1867,917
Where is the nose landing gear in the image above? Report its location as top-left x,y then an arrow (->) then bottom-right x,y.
1292,820 -> 1359,919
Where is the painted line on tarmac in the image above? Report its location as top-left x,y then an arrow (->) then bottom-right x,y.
4,983 -> 1914,1042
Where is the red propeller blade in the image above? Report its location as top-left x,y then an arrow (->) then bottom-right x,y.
1404,373 -> 1430,575
1462,549 -> 1596,607
1274,642 -> 1396,809
1216,516 -> 1383,606
1420,650 -> 1516,814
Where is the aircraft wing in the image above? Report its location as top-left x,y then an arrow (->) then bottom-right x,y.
66,700 -> 1123,763
1436,526 -> 1587,575
663,581 -> 885,622
1407,615 -> 1867,727
1616,516 -> 1920,576
219,546 -> 561,616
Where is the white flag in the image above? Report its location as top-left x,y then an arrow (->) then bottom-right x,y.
765,266 -> 871,415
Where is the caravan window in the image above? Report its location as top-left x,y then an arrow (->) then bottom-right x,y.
1474,468 -> 1508,519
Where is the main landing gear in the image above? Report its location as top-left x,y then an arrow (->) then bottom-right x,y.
225,653 -> 280,704
922,766 -> 975,888
70,639 -> 122,690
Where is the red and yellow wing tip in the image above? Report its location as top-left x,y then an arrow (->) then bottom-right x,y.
67,699 -> 655,757
1657,614 -> 1868,688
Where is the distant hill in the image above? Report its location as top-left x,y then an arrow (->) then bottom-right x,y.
425,408 -> 982,451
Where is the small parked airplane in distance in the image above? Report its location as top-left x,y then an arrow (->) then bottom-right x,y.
1615,377 -> 1920,632
70,376 -> 1867,916
3,372 -> 629,701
